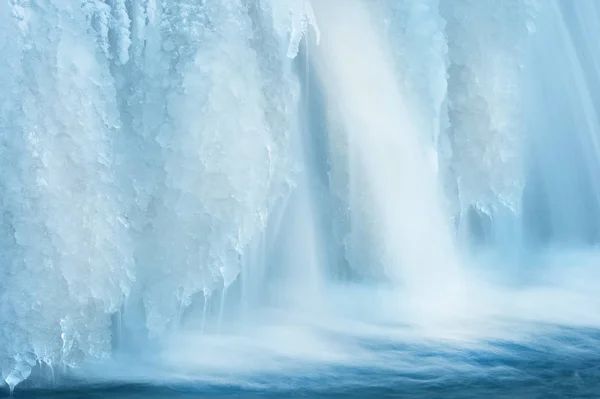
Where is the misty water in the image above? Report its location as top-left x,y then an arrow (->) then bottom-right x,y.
2,0 -> 600,398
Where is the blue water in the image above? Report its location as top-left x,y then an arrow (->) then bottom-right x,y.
6,325 -> 600,398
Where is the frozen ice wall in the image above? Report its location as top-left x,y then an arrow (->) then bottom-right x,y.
0,0 -> 301,390
117,0 -> 293,337
0,1 -> 135,388
440,0 -> 539,246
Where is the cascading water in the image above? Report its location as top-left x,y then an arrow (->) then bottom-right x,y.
2,0 -> 600,396
309,0 -> 464,320
523,0 -> 600,246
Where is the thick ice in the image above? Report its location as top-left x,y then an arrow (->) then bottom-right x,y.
0,0 -> 300,388
440,0 -> 539,218
261,0 -> 320,59
0,0 -> 134,388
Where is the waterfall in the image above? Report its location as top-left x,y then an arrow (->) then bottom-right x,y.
523,0 -> 600,246
309,0 -> 465,320
2,0 -> 600,392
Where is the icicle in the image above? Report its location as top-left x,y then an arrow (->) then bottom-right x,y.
112,0 -> 132,64
287,0 -> 320,59
201,288 -> 212,334
217,286 -> 228,334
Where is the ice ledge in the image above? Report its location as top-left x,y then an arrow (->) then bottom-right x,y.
286,0 -> 320,59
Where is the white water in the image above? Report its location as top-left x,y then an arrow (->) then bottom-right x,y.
2,0 -> 600,393
309,0 -> 464,321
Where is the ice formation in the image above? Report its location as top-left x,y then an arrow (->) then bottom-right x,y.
1,0 -> 600,391
0,0 -> 299,389
441,0 -> 540,216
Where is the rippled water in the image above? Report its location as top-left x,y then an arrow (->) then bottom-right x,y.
6,320 -> 600,398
